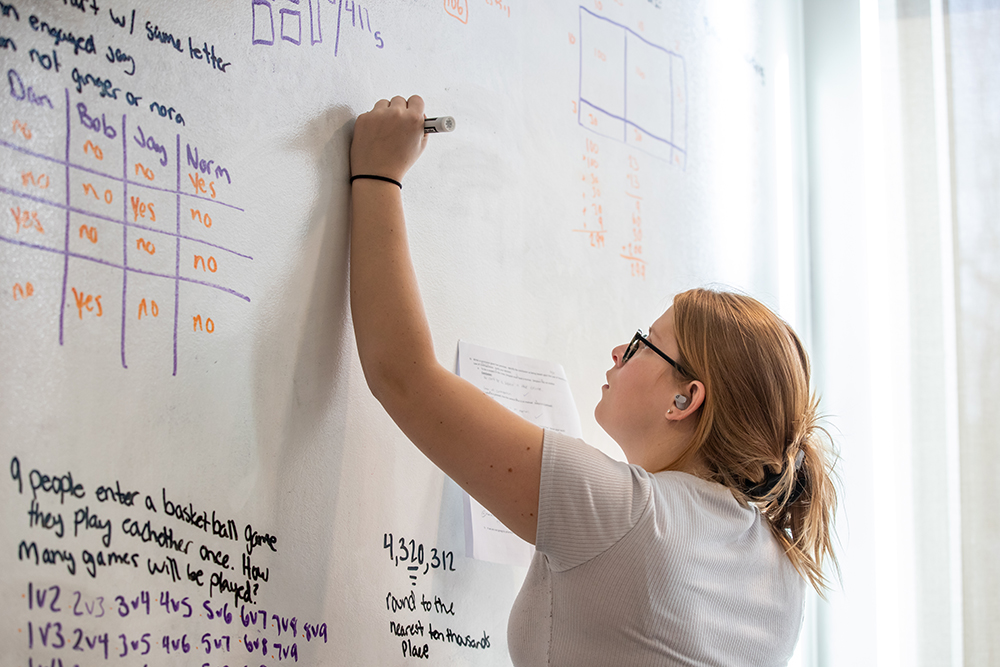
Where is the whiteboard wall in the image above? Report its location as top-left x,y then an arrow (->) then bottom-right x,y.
0,0 -> 804,664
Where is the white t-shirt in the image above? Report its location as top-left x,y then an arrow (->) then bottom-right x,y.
507,430 -> 804,667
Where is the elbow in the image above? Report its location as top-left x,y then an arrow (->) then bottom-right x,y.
359,355 -> 438,414
358,357 -> 395,405
360,361 -> 397,407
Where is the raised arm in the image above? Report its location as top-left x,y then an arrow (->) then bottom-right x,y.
349,95 -> 543,543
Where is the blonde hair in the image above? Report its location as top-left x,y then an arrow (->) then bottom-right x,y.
671,288 -> 839,595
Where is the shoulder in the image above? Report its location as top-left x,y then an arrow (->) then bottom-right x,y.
536,430 -> 652,569
541,430 -> 653,509
647,470 -> 762,538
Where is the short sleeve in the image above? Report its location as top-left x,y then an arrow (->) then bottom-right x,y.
535,430 -> 651,572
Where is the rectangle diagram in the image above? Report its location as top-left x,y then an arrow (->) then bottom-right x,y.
578,7 -> 687,167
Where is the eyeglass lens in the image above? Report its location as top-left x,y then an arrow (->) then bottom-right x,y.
623,333 -> 642,364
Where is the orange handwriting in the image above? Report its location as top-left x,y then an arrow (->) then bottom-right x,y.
12,119 -> 32,140
12,282 -> 34,300
82,183 -> 114,204
624,154 -> 645,279
190,208 -> 212,228
135,237 -> 156,255
21,171 -> 50,189
9,206 -> 44,234
484,0 -> 510,18
572,229 -> 606,248
83,140 -> 104,160
187,172 -> 216,198
78,224 -> 98,244
444,0 -> 468,23
138,298 -> 159,319
192,314 -> 215,333
129,196 -> 156,222
193,255 -> 217,273
134,163 -> 155,181
70,287 -> 103,319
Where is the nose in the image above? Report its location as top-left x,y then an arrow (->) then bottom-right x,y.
611,343 -> 627,367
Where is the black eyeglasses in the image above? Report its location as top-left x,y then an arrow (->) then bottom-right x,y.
622,330 -> 689,377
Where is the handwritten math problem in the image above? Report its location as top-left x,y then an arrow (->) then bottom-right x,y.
20,584 -> 327,663
382,532 -> 493,662
575,136 -> 606,249
622,153 -> 645,278
574,136 -> 647,277
1,71 -> 251,375
9,453 -> 328,665
383,533 -> 457,586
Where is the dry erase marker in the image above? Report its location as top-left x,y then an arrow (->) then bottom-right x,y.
424,116 -> 456,134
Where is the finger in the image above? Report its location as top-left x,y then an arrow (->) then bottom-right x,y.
373,98 -> 390,110
407,95 -> 425,115
390,95 -> 407,108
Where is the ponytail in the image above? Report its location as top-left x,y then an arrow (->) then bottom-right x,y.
739,396 -> 839,594
672,289 -> 840,595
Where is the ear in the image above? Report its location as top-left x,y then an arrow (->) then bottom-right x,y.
665,380 -> 706,421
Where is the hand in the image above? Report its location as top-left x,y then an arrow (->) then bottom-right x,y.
350,95 -> 428,182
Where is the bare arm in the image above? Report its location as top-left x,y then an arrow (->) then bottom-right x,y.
349,95 -> 543,543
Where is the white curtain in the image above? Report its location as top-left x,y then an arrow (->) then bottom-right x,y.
800,0 -> 999,665
946,4 -> 1000,661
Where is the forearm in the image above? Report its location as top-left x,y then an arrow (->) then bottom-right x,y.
349,179 -> 438,402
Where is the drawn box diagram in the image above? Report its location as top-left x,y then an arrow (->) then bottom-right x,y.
578,7 -> 687,167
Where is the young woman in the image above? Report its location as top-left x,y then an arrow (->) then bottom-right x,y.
350,95 -> 838,667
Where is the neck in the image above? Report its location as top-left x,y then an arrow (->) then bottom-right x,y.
627,423 -> 705,476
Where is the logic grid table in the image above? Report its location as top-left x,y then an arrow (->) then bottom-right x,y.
2,80 -> 252,376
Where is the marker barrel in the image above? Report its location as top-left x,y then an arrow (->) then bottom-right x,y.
424,116 -> 456,134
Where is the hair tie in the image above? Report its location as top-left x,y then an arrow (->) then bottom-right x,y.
744,449 -> 807,504
351,174 -> 402,189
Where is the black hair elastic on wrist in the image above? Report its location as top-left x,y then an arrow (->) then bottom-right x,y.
350,174 -> 402,189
